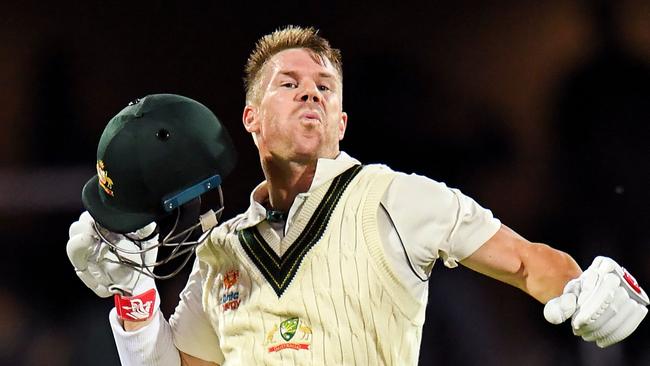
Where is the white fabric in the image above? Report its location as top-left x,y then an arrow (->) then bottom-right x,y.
544,256 -> 649,348
169,260 -> 224,364
240,152 -> 500,300
379,171 -> 501,300
170,152 -> 501,360
195,164 -> 424,365
109,308 -> 181,366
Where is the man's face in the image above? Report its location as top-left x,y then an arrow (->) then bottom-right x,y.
243,48 -> 347,164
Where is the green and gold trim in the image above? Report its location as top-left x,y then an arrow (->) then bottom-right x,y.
238,165 -> 362,297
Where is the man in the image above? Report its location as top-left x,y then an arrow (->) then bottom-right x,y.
67,26 -> 648,365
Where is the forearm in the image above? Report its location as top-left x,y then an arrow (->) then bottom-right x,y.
124,317 -> 155,331
462,225 -> 582,304
517,242 -> 582,303
110,308 -> 182,366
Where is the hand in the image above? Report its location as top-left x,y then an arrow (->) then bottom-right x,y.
544,256 -> 649,347
66,211 -> 160,321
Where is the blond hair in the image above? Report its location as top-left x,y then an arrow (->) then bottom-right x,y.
244,25 -> 343,104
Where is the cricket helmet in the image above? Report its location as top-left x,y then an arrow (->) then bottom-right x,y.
81,94 -> 237,278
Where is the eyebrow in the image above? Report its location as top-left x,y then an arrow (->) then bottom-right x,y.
278,70 -> 336,80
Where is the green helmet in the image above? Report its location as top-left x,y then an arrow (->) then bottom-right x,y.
82,94 -> 237,234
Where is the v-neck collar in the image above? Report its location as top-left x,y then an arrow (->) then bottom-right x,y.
238,164 -> 362,297
235,152 -> 361,232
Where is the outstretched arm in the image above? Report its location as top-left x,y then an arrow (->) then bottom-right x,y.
460,224 -> 581,303
461,224 -> 648,348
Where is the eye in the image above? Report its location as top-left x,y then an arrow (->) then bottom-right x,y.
317,85 -> 330,91
281,82 -> 297,88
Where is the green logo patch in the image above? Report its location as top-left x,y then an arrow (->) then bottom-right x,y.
279,317 -> 299,341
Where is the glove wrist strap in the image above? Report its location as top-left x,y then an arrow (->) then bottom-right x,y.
114,288 -> 157,322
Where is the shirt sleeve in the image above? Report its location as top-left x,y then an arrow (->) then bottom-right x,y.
382,172 -> 501,271
109,307 -> 181,366
169,258 -> 224,364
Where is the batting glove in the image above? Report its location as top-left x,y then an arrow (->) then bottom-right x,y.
66,211 -> 160,322
544,256 -> 649,347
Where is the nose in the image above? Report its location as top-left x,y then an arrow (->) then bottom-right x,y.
298,83 -> 320,103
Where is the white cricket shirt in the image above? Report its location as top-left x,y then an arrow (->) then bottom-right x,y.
169,152 -> 501,362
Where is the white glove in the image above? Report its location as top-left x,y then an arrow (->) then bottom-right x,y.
66,211 -> 160,321
544,256 -> 649,347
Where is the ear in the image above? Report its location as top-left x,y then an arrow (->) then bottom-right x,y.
242,105 -> 259,133
338,112 -> 348,140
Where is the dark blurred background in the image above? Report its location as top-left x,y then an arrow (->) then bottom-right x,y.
1,0 -> 648,365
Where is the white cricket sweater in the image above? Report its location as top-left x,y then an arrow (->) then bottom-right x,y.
197,164 -> 425,365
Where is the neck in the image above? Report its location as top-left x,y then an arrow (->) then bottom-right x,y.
260,157 -> 317,212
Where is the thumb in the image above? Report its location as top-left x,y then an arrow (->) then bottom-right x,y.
544,292 -> 578,324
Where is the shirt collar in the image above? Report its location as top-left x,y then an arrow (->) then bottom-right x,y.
237,151 -> 361,230
309,151 -> 360,192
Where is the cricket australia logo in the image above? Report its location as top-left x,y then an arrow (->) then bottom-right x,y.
219,270 -> 241,312
265,317 -> 312,353
96,160 -> 114,196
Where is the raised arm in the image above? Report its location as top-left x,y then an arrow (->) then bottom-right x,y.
67,211 -> 221,366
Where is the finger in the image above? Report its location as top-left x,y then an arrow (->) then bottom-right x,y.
596,305 -> 648,348
575,287 -> 629,337
578,256 -> 618,303
66,233 -> 97,270
572,288 -> 621,336
564,278 -> 581,296
577,269 -> 599,306
544,293 -> 578,324
593,256 -> 618,274
69,219 -> 94,238
114,238 -> 145,264
79,211 -> 94,224
573,273 -> 620,329
581,295 -> 635,341
75,269 -> 112,298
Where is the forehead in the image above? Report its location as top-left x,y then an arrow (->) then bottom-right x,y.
264,48 -> 338,79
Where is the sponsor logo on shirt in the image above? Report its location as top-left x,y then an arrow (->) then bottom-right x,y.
265,317 -> 312,353
220,270 -> 241,311
224,269 -> 239,289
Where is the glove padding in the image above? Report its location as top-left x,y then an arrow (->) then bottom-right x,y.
544,256 -> 649,347
66,211 -> 158,298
